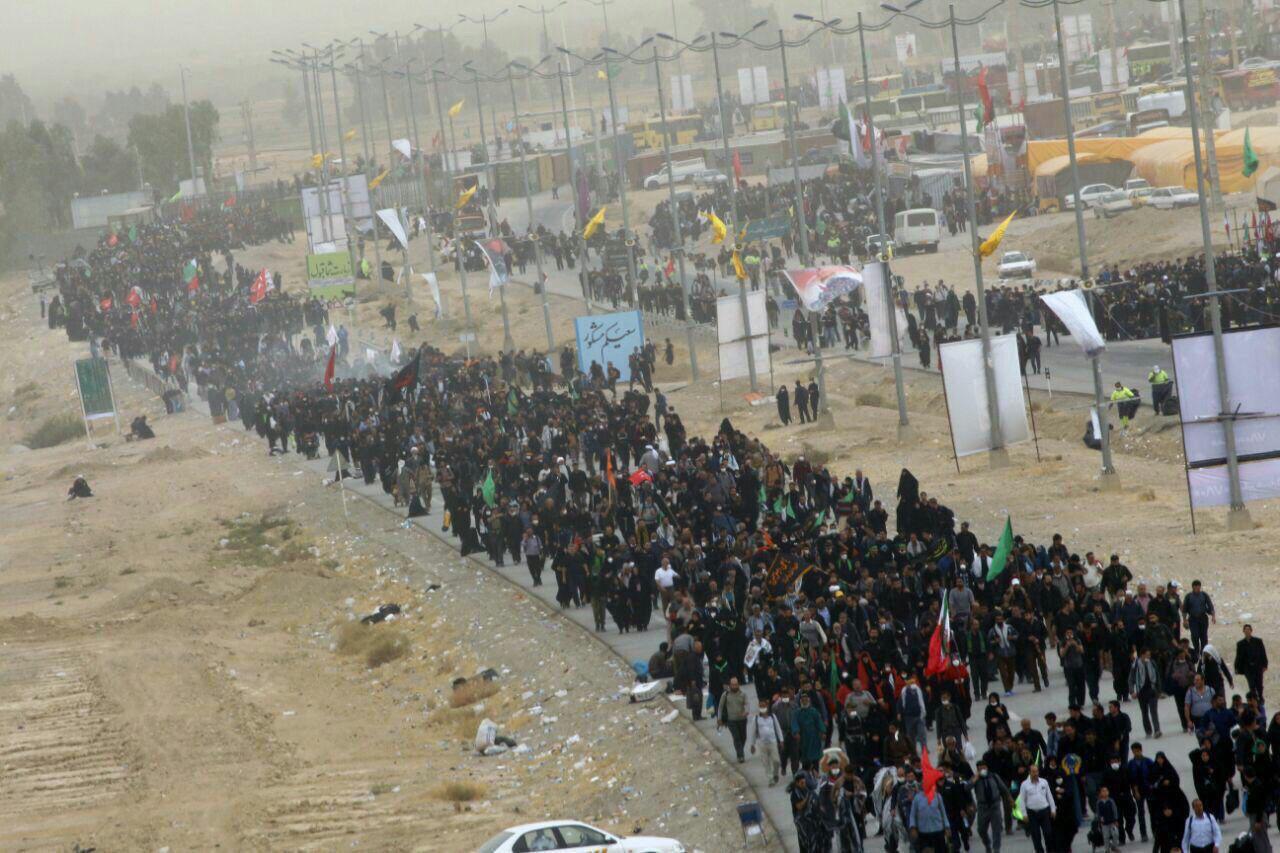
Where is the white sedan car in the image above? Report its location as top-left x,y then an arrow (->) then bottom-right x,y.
1147,186 -> 1201,209
997,251 -> 1037,278
1063,183 -> 1117,210
1092,190 -> 1134,218
479,821 -> 686,853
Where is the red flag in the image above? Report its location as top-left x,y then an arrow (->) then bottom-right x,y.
223,195 -> 237,208
629,468 -> 653,486
249,269 -> 270,304
324,346 -> 337,391
606,450 -> 617,492
126,286 -> 143,308
99,296 -> 113,312
149,296 -> 158,315
664,256 -> 675,276
924,589 -> 951,677
187,273 -> 200,293
921,746 -> 944,803
107,233 -> 119,247
129,310 -> 139,329
168,353 -> 180,373
732,151 -> 743,181
977,66 -> 994,125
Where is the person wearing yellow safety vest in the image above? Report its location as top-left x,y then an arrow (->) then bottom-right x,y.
1111,382 -> 1138,431
1147,365 -> 1172,414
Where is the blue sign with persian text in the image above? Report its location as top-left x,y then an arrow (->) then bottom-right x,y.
574,310 -> 644,381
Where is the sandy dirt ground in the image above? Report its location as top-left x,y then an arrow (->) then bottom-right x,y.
0,275 -> 753,851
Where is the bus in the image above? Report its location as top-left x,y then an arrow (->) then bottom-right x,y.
747,101 -> 796,132
632,115 -> 704,150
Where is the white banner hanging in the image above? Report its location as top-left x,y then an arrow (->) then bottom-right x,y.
377,208 -> 409,250
1040,288 -> 1106,356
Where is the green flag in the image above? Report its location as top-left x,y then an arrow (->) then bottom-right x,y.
772,494 -> 793,520
829,656 -> 839,694
507,388 -> 519,417
128,225 -> 138,243
481,469 -> 496,507
1244,127 -> 1260,178
973,104 -> 983,134
986,516 -> 1014,581
758,482 -> 767,506
168,188 -> 182,203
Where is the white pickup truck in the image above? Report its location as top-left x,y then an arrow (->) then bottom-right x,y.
643,158 -> 706,189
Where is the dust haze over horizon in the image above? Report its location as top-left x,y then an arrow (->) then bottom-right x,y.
2,0 -> 677,107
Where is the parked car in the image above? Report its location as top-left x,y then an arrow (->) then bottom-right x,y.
479,821 -> 686,853
865,233 -> 895,258
1063,183 -> 1117,210
1093,190 -> 1135,218
1147,185 -> 1201,209
997,250 -> 1037,278
1128,186 -> 1155,205
1239,56 -> 1280,70
690,168 -> 729,186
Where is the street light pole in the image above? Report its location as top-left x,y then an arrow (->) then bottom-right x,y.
404,63 -> 437,305
507,65 -> 556,353
949,4 -> 1007,467
468,66 -> 515,352
651,43 -> 700,380
553,53 -> 596,314
348,51 -> 385,298
1171,0 -> 1251,528
596,49 -> 641,302
782,25 -> 829,421
430,65 -> 476,354
857,13 -> 909,434
710,31 -> 760,392
322,44 -> 361,293
1047,0 -> 1118,485
179,66 -> 199,196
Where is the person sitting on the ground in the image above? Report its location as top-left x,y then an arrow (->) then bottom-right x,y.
67,475 -> 92,500
129,415 -> 155,441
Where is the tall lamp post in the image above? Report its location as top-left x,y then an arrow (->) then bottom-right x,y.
179,66 -> 199,196
1034,0 -> 1118,485
1158,0 -> 1252,528
506,60 -> 557,354
885,1 -> 1007,466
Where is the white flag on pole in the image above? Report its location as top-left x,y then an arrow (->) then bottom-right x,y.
390,338 -> 402,363
1040,288 -> 1106,356
326,324 -> 339,347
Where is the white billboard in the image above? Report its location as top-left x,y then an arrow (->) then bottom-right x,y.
1172,326 -> 1280,466
816,67 -> 846,110
716,290 -> 770,382
301,175 -> 372,253
939,334 -> 1031,457
1189,457 -> 1280,509
670,74 -> 695,113
737,66 -> 769,107
895,34 -> 917,65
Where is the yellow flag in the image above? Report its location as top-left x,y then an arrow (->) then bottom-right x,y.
310,153 -> 324,169
597,69 -> 608,81
448,99 -> 465,118
368,168 -> 390,189
738,219 -> 749,242
456,184 -> 477,209
583,206 -> 607,240
705,211 -> 727,244
731,249 -> 747,281
979,210 -> 1017,258
344,129 -> 357,142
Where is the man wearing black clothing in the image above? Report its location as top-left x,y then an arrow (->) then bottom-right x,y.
1234,623 -> 1269,699
1181,579 -> 1215,654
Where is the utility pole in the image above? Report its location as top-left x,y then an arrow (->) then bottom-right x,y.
859,13 -> 909,435
1050,0 -> 1118,487
950,5 -> 1007,467
710,32 -> 760,392
240,100 -> 258,176
597,51 -> 641,302
652,44 -> 699,380
507,66 -> 555,353
431,66 -> 477,352
468,68 -> 514,353
349,49 -> 384,300
554,52 -> 596,315
1176,0 -> 1251,529
404,63 -> 436,307
179,67 -> 199,196
1196,0 -> 1224,212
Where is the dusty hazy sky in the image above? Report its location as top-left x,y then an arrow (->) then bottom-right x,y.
2,0 -> 650,103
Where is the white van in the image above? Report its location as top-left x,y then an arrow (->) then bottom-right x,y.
893,208 -> 942,253
643,157 -> 707,189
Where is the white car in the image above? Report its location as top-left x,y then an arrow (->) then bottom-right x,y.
1147,186 -> 1201,209
1063,183 -> 1117,210
479,821 -> 686,853
1092,190 -> 1134,218
691,169 -> 729,186
997,251 -> 1037,278
1240,56 -> 1280,70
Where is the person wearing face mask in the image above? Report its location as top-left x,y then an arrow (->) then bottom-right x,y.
747,698 -> 784,785
971,759 -> 1012,853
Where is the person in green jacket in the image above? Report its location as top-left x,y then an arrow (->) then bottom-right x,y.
791,691 -> 826,771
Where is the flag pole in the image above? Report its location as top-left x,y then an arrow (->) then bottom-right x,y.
937,338 -> 962,475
